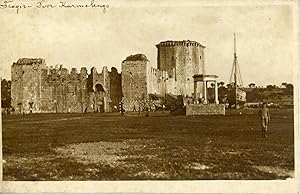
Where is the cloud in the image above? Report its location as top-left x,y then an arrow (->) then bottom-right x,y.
0,3 -> 296,86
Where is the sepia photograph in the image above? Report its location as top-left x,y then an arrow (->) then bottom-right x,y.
0,0 -> 299,193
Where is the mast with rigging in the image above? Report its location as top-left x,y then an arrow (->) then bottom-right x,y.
229,33 -> 246,108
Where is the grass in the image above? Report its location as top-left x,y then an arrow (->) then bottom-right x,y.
2,108 -> 294,180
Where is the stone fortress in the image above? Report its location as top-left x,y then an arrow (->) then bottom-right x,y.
11,40 -> 224,115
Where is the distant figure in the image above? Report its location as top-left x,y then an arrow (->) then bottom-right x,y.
68,107 -> 71,113
259,102 -> 271,138
119,101 -> 125,116
145,110 -> 150,117
145,106 -> 150,117
29,102 -> 34,114
133,105 -> 137,112
151,104 -> 155,112
84,107 -> 88,114
201,97 -> 205,104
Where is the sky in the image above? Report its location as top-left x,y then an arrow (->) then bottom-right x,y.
0,0 -> 298,86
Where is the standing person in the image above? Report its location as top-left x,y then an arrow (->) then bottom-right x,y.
259,102 -> 271,138
133,105 -> 137,112
119,101 -> 125,116
138,103 -> 141,115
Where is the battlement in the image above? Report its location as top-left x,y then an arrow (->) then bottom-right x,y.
156,40 -> 205,48
149,67 -> 170,80
11,38 -> 207,114
43,64 -> 119,79
11,58 -> 122,114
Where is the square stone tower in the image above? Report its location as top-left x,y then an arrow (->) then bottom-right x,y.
11,58 -> 47,114
121,54 -> 150,111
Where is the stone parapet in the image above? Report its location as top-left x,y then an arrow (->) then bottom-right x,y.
156,40 -> 205,48
186,104 -> 225,115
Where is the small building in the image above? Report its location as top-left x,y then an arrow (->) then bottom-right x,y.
185,74 -> 225,115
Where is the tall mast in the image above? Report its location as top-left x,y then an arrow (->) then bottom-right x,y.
229,33 -> 245,109
234,33 -> 238,109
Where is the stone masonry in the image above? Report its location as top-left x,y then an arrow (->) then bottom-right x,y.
11,58 -> 122,114
11,40 -> 210,113
156,40 -> 205,96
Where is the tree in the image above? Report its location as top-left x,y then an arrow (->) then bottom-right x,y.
227,83 -> 234,90
281,82 -> 288,88
218,81 -> 225,87
218,85 -> 228,100
1,79 -> 11,108
249,83 -> 255,88
266,85 -> 276,90
285,83 -> 293,95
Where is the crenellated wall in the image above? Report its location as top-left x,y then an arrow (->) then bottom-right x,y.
11,40 -> 206,114
11,59 -> 122,114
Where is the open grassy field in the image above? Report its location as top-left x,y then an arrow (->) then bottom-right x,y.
2,108 -> 294,180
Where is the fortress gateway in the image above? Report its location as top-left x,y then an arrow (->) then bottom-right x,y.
11,40 -> 223,114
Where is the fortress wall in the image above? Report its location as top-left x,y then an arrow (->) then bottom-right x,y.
11,58 -> 122,114
11,59 -> 46,114
109,67 -> 122,111
147,68 -> 174,98
122,58 -> 148,111
40,68 -> 54,113
78,67 -> 89,111
166,76 -> 176,95
11,39 -> 205,114
65,68 -> 82,113
91,67 -> 110,92
11,64 -> 23,113
148,67 -> 160,95
90,66 -> 111,112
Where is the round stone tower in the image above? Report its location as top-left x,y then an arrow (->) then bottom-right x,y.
156,40 -> 205,97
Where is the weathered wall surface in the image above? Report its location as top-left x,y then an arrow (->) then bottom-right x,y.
11,59 -> 122,113
11,58 -> 46,114
110,67 -> 122,111
121,54 -> 149,111
89,66 -> 112,112
156,40 -> 205,97
186,104 -> 225,115
40,67 -> 85,113
11,40 -> 208,114
147,67 -> 176,97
